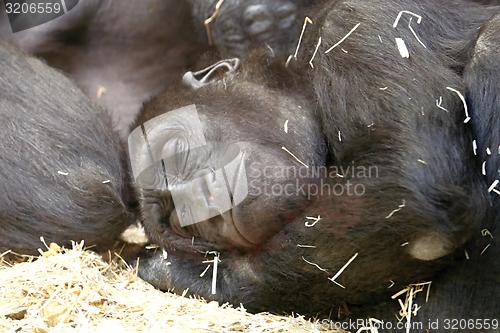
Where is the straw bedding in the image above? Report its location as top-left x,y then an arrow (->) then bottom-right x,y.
0,233 -> 342,333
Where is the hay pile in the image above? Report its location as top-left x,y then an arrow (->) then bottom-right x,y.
0,242 -> 342,333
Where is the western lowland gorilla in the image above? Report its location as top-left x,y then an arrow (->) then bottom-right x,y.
0,0 -> 307,138
133,0 -> 499,330
0,42 -> 132,255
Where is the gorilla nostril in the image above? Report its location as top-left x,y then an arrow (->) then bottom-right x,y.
244,5 -> 273,36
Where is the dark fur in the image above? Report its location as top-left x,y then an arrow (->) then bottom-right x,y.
0,0 -> 202,138
0,42 -> 132,254
294,0 -> 495,246
0,0 -> 496,330
188,0 -> 308,58
412,12 -> 500,326
135,1 -> 500,330
0,0 -> 307,138
291,1 -> 500,325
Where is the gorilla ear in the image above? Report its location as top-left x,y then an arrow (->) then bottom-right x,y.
407,233 -> 455,261
182,58 -> 241,90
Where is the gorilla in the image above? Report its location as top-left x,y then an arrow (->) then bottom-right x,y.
0,0 -> 309,252
0,0 -> 497,331
132,0 -> 499,331
0,41 -> 132,254
0,0 -> 307,138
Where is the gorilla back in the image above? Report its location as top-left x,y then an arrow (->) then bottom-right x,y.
0,42 -> 131,254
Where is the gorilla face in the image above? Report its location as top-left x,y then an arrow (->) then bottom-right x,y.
130,71 -> 327,253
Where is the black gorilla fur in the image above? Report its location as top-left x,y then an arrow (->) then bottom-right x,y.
135,1 -> 500,330
0,42 -> 132,254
